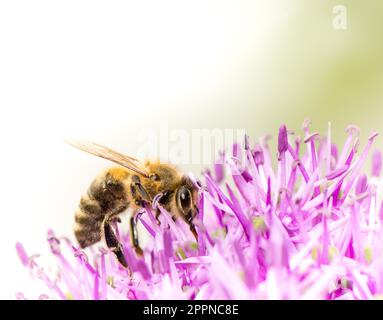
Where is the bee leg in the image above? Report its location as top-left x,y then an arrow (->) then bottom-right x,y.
102,219 -> 128,268
130,216 -> 143,256
155,209 -> 162,225
131,175 -> 151,202
185,212 -> 198,241
189,222 -> 198,241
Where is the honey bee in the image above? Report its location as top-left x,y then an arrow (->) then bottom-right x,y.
66,140 -> 199,268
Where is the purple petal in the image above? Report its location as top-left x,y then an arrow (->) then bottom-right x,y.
372,150 -> 382,177
278,125 -> 288,154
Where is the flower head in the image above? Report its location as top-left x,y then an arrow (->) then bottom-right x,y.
16,122 -> 383,300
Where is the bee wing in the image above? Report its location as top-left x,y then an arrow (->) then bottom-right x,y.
65,139 -> 149,178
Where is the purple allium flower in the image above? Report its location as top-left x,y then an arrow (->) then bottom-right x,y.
16,122 -> 383,300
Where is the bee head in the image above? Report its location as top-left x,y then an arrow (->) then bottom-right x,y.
145,163 -> 200,224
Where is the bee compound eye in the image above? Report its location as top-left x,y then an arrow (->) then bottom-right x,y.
177,186 -> 192,213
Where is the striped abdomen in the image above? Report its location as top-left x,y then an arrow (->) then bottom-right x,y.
74,193 -> 105,248
74,168 -> 130,248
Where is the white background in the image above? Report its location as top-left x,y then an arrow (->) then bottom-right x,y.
0,1 -> 289,298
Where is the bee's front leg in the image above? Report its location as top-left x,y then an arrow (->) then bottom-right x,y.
189,222 -> 198,240
131,175 -> 151,202
102,218 -> 128,268
130,215 -> 143,256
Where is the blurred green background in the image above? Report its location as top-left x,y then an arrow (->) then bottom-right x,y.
172,0 -> 383,149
